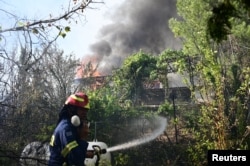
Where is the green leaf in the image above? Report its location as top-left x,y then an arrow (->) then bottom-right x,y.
65,26 -> 71,32
60,32 -> 66,38
32,28 -> 39,34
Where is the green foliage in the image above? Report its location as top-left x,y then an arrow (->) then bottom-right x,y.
112,51 -> 156,105
88,87 -> 122,122
156,49 -> 185,78
65,26 -> 71,32
35,124 -> 56,141
186,106 -> 217,165
32,28 -> 39,34
87,86 -> 145,144
207,0 -> 250,42
57,26 -> 71,38
88,85 -> 155,123
157,100 -> 173,116
207,2 -> 236,42
157,49 -> 184,71
170,0 -> 250,164
114,153 -> 129,166
60,32 -> 66,38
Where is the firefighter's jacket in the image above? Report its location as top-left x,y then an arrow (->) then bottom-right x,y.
48,118 -> 88,166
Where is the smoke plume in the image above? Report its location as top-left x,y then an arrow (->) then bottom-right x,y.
85,0 -> 181,74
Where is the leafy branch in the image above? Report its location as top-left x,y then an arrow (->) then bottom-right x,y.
0,0 -> 103,38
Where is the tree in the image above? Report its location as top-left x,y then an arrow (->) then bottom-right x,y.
170,0 -> 250,164
207,0 -> 250,42
0,44 -> 79,165
153,49 -> 186,100
0,0 -> 101,42
112,51 -> 157,106
0,0 -> 108,157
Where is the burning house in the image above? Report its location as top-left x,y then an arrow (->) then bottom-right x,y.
73,0 -> 191,106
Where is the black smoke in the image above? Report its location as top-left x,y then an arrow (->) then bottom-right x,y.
87,0 -> 181,74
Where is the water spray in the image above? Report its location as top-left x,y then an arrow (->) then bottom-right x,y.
106,115 -> 167,153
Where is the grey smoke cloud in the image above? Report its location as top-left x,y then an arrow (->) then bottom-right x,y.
87,0 -> 181,74
89,40 -> 112,57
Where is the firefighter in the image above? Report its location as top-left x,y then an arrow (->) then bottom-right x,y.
48,92 -> 94,166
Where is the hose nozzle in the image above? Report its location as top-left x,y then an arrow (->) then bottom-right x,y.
100,148 -> 107,154
93,145 -> 107,155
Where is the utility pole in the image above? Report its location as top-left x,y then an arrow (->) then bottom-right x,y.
170,89 -> 178,144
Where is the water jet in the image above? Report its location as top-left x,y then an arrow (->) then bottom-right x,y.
107,115 -> 167,153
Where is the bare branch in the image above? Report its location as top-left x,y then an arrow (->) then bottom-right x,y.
0,0 -> 103,34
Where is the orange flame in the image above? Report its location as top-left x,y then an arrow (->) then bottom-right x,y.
75,55 -> 102,79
